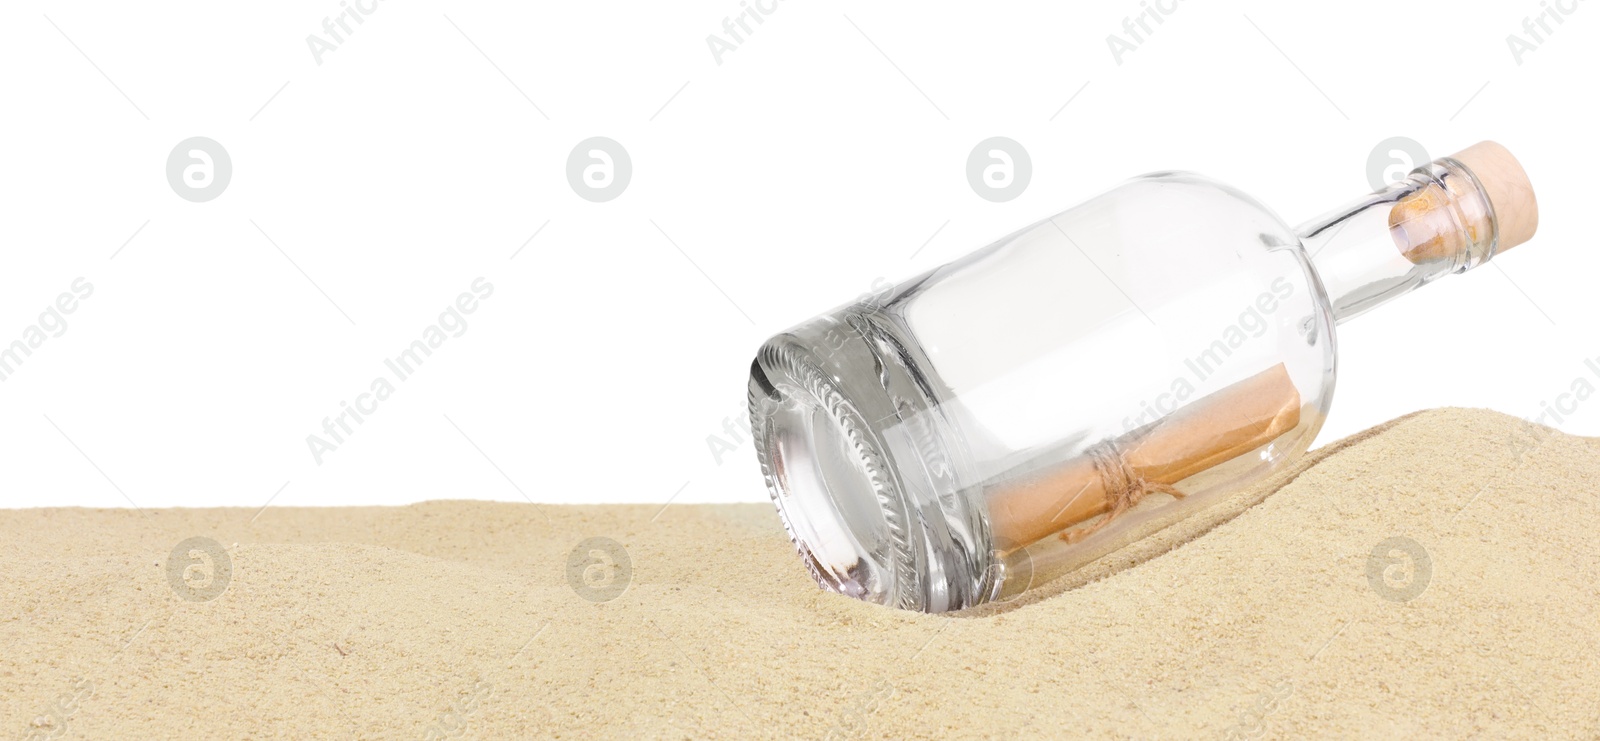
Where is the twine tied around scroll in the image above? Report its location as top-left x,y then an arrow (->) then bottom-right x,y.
1059,441 -> 1188,544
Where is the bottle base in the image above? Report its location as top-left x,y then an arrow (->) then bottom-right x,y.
748,310 -> 996,613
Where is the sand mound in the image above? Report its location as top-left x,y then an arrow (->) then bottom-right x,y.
4,408 -> 1598,738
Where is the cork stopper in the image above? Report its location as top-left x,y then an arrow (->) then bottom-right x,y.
1448,141 -> 1539,253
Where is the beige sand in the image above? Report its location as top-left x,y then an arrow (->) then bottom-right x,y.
4,408 -> 1599,739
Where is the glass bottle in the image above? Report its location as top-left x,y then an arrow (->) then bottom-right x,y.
747,142 -> 1538,613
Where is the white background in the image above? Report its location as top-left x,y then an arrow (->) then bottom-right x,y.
1,1 -> 1595,510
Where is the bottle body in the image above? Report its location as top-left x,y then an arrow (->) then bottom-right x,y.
750,146 -> 1530,613
751,173 -> 1335,612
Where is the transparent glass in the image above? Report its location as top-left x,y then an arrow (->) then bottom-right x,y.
750,159 -> 1503,613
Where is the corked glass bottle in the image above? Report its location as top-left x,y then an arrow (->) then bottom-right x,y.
748,142 -> 1539,613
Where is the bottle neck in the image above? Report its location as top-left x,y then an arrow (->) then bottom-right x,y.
1296,158 -> 1499,324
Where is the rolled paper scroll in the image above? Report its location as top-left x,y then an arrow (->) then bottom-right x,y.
988,363 -> 1302,552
